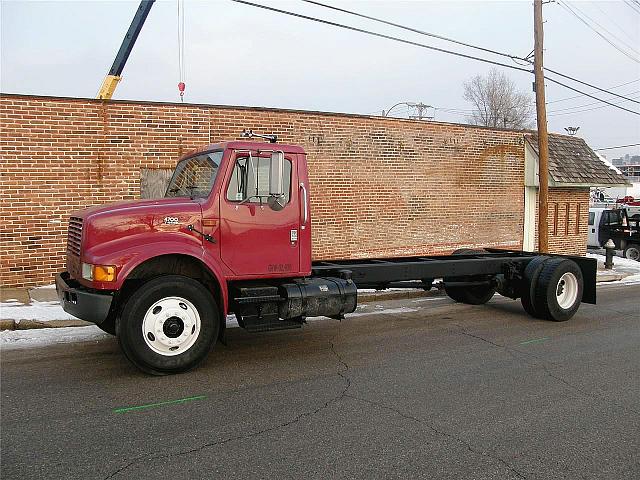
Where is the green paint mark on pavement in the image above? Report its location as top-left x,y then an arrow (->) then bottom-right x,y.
113,395 -> 206,414
519,337 -> 550,345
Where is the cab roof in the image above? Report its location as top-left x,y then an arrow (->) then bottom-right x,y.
179,141 -> 306,160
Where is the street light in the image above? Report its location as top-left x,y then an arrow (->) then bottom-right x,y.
564,126 -> 580,136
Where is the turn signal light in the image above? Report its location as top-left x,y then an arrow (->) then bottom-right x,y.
94,265 -> 116,282
82,263 -> 116,282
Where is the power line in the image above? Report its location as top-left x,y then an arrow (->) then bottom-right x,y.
301,0 -> 524,63
548,90 -> 640,113
591,1 -> 638,45
299,0 -> 640,105
624,1 -> 640,15
593,143 -> 640,151
557,0 -> 640,63
544,76 -> 639,115
544,67 -> 640,104
547,79 -> 640,104
230,0 -> 640,115
230,0 -> 533,73
566,0 -> 640,57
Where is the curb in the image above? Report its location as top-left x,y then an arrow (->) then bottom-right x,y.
596,273 -> 627,283
0,319 -> 93,331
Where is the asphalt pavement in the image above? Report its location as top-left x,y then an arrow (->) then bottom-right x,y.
2,284 -> 639,480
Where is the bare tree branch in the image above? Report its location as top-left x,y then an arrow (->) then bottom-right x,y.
463,68 -> 534,129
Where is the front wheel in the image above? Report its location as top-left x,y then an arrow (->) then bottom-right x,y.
117,275 -> 220,375
623,244 -> 640,261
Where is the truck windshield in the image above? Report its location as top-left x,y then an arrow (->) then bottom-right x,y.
165,151 -> 223,199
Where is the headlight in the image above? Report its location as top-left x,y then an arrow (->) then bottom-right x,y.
82,263 -> 117,282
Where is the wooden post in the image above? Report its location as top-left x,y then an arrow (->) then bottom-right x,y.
534,0 -> 550,253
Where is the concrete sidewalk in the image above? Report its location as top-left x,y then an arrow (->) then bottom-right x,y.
1,253 -> 636,331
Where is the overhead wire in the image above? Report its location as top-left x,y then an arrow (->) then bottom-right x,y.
229,0 -> 640,115
593,143 -> 640,151
591,1 -> 638,45
624,1 -> 640,15
548,90 -> 640,113
557,0 -> 640,63
230,0 -> 532,74
301,0 -> 525,63
544,76 -> 639,115
299,0 -> 640,105
565,0 -> 640,57
547,79 -> 640,103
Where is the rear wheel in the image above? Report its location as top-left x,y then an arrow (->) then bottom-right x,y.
623,244 -> 640,261
445,282 -> 496,305
520,256 -> 550,318
117,275 -> 219,375
532,258 -> 583,322
445,248 -> 496,305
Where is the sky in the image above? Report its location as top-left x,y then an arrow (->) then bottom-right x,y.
1,0 -> 639,159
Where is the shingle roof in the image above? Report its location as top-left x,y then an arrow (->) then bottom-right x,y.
526,133 -> 630,186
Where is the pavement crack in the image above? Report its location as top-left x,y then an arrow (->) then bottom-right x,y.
452,323 -> 640,416
346,394 -> 526,479
103,324 -> 351,480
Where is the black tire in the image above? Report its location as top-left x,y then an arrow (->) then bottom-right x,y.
623,244 -> 640,261
520,256 -> 551,318
117,275 -> 220,375
533,258 -> 584,322
445,283 -> 496,305
445,248 -> 496,305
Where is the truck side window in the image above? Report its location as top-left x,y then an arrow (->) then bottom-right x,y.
588,212 -> 595,226
226,156 -> 292,204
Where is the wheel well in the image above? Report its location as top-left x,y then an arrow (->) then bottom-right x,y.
122,254 -> 223,323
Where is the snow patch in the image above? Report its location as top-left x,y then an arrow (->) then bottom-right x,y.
0,326 -> 109,350
587,252 -> 640,271
347,306 -> 420,318
0,300 -> 77,322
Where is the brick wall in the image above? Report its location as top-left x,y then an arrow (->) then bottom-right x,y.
532,188 -> 590,256
1,93 -> 565,288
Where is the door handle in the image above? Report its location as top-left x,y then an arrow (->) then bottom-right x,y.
300,182 -> 308,228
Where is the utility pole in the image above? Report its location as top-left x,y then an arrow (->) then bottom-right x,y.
534,0 -> 550,253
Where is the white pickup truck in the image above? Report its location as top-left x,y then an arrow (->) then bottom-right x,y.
588,207 -> 640,260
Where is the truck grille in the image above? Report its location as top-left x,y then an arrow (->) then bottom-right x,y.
67,217 -> 83,257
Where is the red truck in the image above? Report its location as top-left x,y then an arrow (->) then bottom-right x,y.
56,136 -> 597,374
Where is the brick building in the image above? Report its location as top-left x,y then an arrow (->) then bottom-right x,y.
0,94 -> 627,288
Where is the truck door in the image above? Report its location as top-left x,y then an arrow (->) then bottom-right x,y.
219,150 -> 301,276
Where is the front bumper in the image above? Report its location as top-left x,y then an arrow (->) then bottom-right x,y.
55,272 -> 114,325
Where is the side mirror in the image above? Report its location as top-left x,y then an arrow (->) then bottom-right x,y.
269,151 -> 285,197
